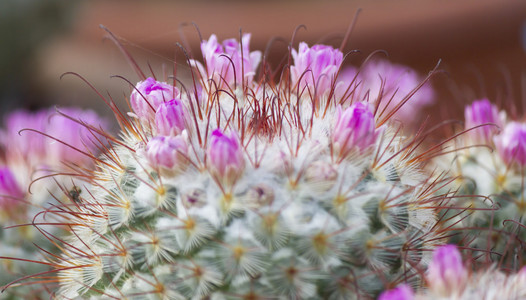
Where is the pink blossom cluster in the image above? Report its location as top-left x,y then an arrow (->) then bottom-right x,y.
142,35 -> 395,183
130,77 -> 178,120
336,59 -> 434,122
333,102 -> 381,156
189,34 -> 262,89
0,107 -> 106,209
290,43 -> 343,95
137,76 -> 246,182
141,77 -> 380,181
3,107 -> 105,166
464,99 -> 526,167
0,167 -> 24,212
379,244 -> 526,299
464,98 -> 503,143
379,244 -> 467,299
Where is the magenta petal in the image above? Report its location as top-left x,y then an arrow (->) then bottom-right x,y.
333,102 -> 378,155
207,129 -> 244,184
495,122 -> 526,166
464,99 -> 502,142
200,34 -> 261,87
155,99 -> 187,136
427,244 -> 467,293
146,136 -> 188,169
290,43 -> 343,95
131,77 -> 178,120
378,284 -> 415,300
0,167 -> 24,208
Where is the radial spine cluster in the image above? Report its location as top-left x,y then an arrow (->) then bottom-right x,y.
0,108 -> 106,298
380,245 -> 526,300
437,98 -> 526,266
4,33 -> 447,299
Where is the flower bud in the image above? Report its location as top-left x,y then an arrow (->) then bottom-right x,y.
207,129 -> 244,185
332,102 -> 380,156
131,77 -> 178,120
378,284 -> 415,300
0,167 -> 24,209
291,43 -> 343,95
494,122 -> 526,166
145,136 -> 188,171
154,99 -> 186,136
464,99 -> 503,142
198,34 -> 261,87
427,244 -> 467,295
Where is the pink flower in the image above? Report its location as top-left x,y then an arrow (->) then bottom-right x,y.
494,122 -> 526,166
427,244 -> 467,295
46,108 -> 107,166
0,167 -> 24,209
196,34 -> 262,87
155,99 -> 187,136
207,129 -> 244,185
3,108 -> 106,167
334,66 -> 360,102
464,99 -> 503,142
518,266 -> 526,280
145,136 -> 188,170
378,284 -> 415,300
332,102 -> 380,156
291,43 -> 343,95
345,59 -> 434,121
130,77 -> 178,120
4,110 -> 48,161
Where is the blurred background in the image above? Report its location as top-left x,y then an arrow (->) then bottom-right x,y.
1,0 -> 526,126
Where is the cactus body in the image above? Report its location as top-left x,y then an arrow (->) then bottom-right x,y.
6,35 -> 446,299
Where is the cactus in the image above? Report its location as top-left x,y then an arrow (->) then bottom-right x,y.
380,244 -> 526,300
3,33 -> 450,299
436,99 -> 526,267
0,108 -> 106,298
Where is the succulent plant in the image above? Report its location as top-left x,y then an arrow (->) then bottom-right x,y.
0,108 -> 106,299
3,33 -> 448,299
380,244 -> 526,300
436,99 -> 526,267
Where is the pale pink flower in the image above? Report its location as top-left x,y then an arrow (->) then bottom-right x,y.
195,34 -> 262,87
338,60 -> 434,121
464,99 -> 503,142
332,102 -> 380,156
378,284 -> 415,300
155,99 -> 187,136
145,136 -> 188,170
130,77 -> 178,120
291,43 -> 343,95
3,108 -> 106,166
494,121 -> 526,166
333,66 -> 360,102
207,129 -> 244,185
46,108 -> 107,166
0,167 -> 24,209
427,244 -> 467,295
4,110 -> 48,161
